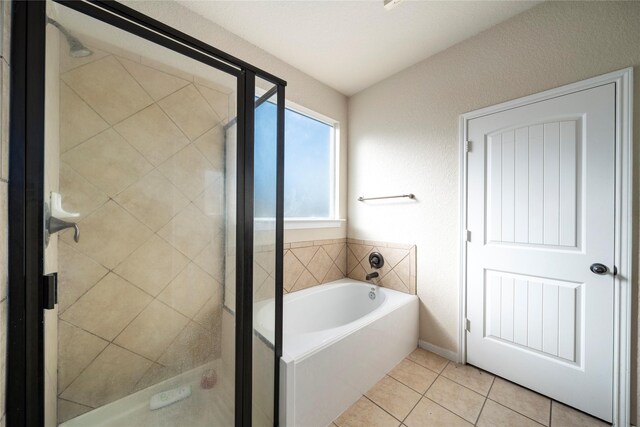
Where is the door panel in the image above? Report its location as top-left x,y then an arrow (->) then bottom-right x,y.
466,83 -> 615,421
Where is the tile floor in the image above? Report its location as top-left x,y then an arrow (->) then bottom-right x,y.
333,348 -> 609,427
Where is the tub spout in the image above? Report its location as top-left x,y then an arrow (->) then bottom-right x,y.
365,272 -> 379,281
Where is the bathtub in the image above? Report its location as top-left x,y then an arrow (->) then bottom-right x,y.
256,278 -> 418,427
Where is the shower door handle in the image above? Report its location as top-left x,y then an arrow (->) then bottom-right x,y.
48,216 -> 80,243
45,192 -> 80,246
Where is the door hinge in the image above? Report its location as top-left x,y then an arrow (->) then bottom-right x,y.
465,141 -> 472,153
465,318 -> 471,332
464,229 -> 471,242
43,272 -> 58,310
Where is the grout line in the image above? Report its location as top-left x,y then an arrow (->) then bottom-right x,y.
474,396 -> 488,425
362,395 -> 403,424
486,399 -> 546,426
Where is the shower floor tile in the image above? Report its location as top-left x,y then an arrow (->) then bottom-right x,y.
333,348 -> 609,427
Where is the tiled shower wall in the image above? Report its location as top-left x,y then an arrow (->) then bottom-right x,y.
55,40 -> 232,422
0,2 -> 10,426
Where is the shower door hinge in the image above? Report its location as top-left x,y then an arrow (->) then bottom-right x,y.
465,318 -> 471,332
43,272 -> 58,310
465,141 -> 472,153
464,229 -> 471,242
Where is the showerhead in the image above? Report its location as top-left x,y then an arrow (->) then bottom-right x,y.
47,17 -> 93,58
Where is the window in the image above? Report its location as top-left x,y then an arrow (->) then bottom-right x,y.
254,99 -> 337,224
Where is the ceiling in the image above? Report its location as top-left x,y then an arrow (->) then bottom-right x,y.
178,1 -> 542,96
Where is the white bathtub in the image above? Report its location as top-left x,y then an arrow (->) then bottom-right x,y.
257,278 -> 418,427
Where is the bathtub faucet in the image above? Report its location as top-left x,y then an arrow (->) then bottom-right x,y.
365,272 -> 379,281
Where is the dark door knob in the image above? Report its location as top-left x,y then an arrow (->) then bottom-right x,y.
590,263 -> 608,275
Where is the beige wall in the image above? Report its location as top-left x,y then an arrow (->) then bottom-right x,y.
347,0 -> 640,420
0,1 -> 9,426
123,0 -> 349,244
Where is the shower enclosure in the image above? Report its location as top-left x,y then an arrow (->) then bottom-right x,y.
7,1 -> 284,426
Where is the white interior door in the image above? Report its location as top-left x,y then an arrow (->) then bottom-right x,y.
466,83 -> 615,422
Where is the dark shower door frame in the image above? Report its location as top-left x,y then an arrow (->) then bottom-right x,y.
6,1 -> 285,426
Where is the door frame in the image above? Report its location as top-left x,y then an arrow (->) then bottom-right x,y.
458,68 -> 633,426
7,1 -> 286,426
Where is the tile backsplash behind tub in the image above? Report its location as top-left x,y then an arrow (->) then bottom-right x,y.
347,239 -> 417,295
283,238 -> 416,295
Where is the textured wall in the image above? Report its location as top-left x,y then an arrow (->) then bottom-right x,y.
347,0 -> 640,420
55,37 -> 231,422
0,2 -> 9,426
123,0 -> 349,244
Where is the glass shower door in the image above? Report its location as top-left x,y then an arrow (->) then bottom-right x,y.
44,3 -> 239,425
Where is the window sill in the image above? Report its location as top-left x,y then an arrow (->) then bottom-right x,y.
284,218 -> 345,230
253,218 -> 345,230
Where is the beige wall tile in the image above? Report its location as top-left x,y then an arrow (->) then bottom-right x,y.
158,321 -> 216,371
58,241 -> 108,312
488,377 -> 550,426
158,263 -> 219,318
425,376 -> 485,424
57,321 -> 109,391
365,375 -> 421,421
349,243 -> 373,262
349,264 -> 367,282
323,264 -> 345,283
62,200 -> 153,269
62,128 -> 153,197
114,104 -> 190,166
195,84 -> 229,122
134,363 -> 180,392
118,57 -> 189,101
290,245 -> 319,266
113,235 -> 189,296
59,162 -> 109,220
58,43 -> 109,74
57,398 -> 93,424
114,170 -> 189,231
194,126 -> 225,170
307,247 -> 333,282
477,399 -> 543,427
158,144 -> 215,200
158,203 -> 214,258
193,296 -> 223,332
407,348 -> 449,373
379,270 -> 410,294
158,84 -> 219,140
59,82 -> 109,153
290,269 -> 319,292
193,242 -> 225,283
62,56 -> 153,125
335,396 -> 400,427
388,358 -> 438,394
404,398 -> 472,427
60,273 -> 152,341
61,344 -> 152,408
550,401 -> 608,427
283,250 -> 305,291
115,300 -> 189,361
442,363 -> 495,396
